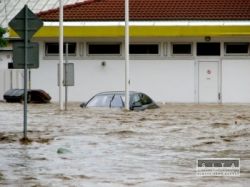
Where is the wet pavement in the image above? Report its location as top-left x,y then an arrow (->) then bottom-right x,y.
0,102 -> 250,187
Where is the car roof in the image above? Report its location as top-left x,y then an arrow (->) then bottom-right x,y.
95,91 -> 141,96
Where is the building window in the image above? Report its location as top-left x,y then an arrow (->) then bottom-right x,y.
45,42 -> 77,56
88,44 -> 121,55
129,44 -> 159,54
197,42 -> 220,56
172,43 -> 192,55
225,43 -> 249,55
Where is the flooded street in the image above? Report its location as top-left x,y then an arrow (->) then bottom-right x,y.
0,102 -> 250,187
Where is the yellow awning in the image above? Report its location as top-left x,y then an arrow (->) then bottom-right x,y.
9,25 -> 250,38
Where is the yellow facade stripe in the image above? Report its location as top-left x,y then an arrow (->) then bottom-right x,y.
9,26 -> 250,38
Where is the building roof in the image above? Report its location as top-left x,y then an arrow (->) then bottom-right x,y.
37,0 -> 250,21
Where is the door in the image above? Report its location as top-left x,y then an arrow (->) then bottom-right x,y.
198,61 -> 219,103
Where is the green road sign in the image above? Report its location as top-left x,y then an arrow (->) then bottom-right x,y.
11,41 -> 39,69
8,5 -> 43,70
9,5 -> 43,40
8,5 -> 43,140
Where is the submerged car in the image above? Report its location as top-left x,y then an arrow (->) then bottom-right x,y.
80,91 -> 159,110
3,89 -> 51,103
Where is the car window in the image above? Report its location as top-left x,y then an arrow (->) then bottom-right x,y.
132,94 -> 141,104
111,95 -> 124,108
140,94 -> 153,105
133,93 -> 153,105
121,95 -> 125,103
87,95 -> 114,107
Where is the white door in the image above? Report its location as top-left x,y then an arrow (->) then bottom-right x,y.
198,61 -> 219,103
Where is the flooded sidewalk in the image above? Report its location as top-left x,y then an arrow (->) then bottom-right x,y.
0,102 -> 250,187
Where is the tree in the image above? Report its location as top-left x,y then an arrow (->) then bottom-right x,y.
0,27 -> 7,47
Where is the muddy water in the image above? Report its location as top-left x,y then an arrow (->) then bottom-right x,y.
0,102 -> 250,187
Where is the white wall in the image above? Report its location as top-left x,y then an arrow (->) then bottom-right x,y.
0,52 -> 10,98
3,37 -> 250,103
0,51 -> 24,101
222,59 -> 250,103
130,60 -> 195,102
31,60 -> 125,102
31,59 -> 195,103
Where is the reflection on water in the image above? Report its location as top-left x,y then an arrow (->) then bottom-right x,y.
0,102 -> 250,186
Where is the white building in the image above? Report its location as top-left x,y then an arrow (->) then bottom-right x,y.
2,0 -> 250,103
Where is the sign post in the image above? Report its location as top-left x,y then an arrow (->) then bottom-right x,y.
23,5 -> 28,139
9,5 -> 43,140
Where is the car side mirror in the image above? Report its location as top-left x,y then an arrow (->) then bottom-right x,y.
80,102 -> 87,108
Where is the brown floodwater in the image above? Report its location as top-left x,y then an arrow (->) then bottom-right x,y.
0,102 -> 250,187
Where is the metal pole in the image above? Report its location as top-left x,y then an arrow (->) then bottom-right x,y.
23,5 -> 28,139
65,43 -> 68,110
28,69 -> 31,89
59,0 -> 64,110
125,0 -> 130,110
10,70 -> 13,89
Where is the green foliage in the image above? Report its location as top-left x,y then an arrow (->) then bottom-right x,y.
0,27 -> 7,47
